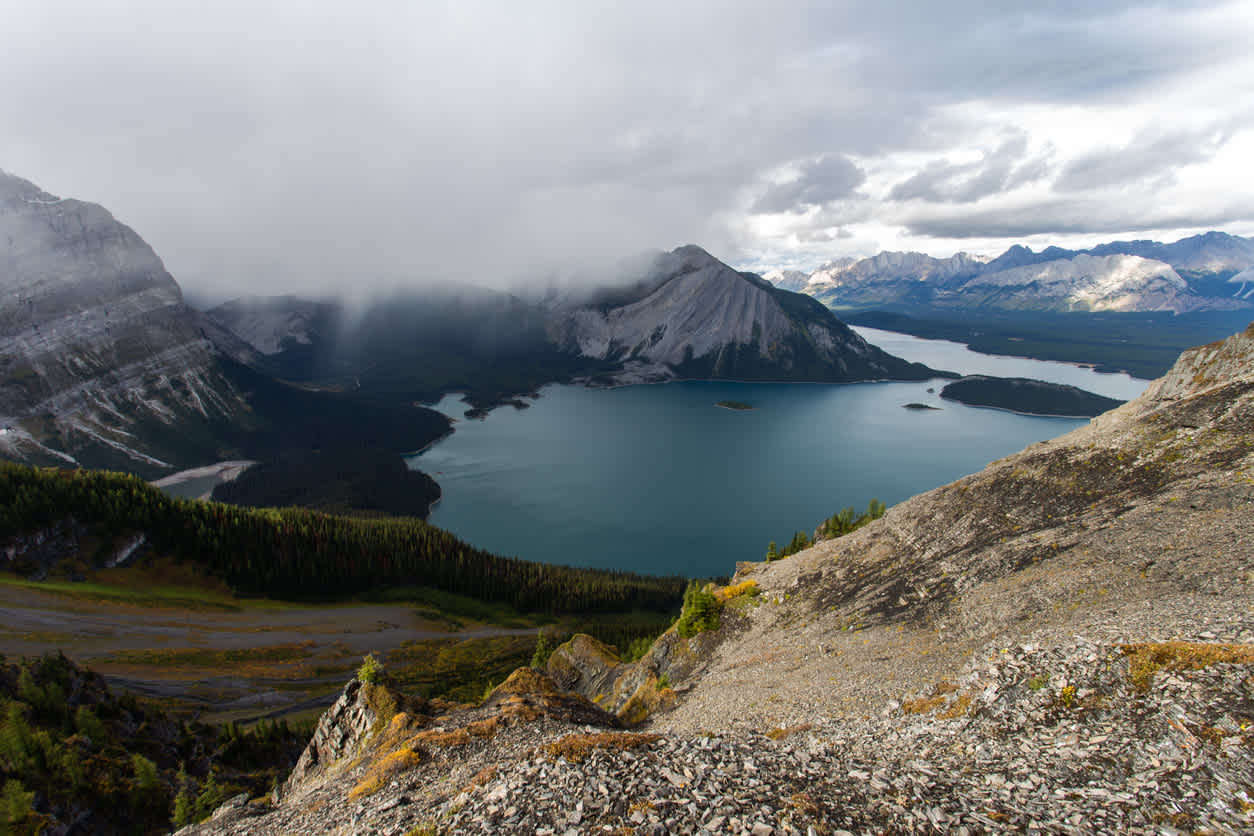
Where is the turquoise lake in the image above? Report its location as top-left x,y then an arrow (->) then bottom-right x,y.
411,328 -> 1150,579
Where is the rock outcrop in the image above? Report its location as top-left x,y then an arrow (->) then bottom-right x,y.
276,678 -> 416,802
185,668 -> 623,835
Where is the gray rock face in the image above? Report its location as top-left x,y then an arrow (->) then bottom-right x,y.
279,679 -> 383,802
557,246 -> 935,383
0,170 -> 241,471
567,250 -> 796,367
206,295 -> 331,356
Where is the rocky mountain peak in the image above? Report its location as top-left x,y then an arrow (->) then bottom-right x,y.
560,245 -> 938,384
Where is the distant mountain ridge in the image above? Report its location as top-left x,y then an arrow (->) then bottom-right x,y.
780,231 -> 1254,313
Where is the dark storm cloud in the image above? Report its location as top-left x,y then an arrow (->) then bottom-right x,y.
889,136 -> 1052,203
751,156 -> 866,214
902,196 -> 1254,239
0,0 -> 1249,293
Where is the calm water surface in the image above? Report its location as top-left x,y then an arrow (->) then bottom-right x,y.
412,331 -> 1150,579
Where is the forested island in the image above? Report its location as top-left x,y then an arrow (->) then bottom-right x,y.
940,375 -> 1125,417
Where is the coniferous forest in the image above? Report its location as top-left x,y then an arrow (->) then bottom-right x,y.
0,463 -> 686,614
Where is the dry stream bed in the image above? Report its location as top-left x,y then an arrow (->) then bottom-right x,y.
0,578 -> 536,724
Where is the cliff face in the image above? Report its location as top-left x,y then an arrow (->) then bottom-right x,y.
198,323 -> 1254,834
0,171 -> 243,473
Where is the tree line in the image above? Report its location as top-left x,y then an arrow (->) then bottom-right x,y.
0,463 -> 686,614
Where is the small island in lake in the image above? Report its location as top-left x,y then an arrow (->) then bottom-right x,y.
716,399 -> 754,411
902,402 -> 940,410
940,375 -> 1125,417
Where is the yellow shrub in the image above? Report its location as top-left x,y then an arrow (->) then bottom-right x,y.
715,579 -> 759,602
349,746 -> 422,800
1121,642 -> 1254,691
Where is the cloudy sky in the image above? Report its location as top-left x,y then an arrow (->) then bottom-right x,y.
3,0 -> 1253,298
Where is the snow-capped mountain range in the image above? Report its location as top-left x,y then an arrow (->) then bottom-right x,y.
771,232 -> 1254,313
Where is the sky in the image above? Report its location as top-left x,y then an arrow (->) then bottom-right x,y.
3,0 -> 1254,299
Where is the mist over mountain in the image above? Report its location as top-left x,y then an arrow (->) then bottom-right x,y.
2,169 -> 938,482
0,171 -> 451,487
208,244 -> 941,409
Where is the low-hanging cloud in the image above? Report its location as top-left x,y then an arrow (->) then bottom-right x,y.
1,0 -> 1251,296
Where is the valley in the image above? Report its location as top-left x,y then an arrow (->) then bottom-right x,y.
0,575 -> 534,724
2,163 -> 1252,834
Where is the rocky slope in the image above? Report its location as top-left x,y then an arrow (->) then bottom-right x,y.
0,170 -> 246,472
189,323 -> 1254,833
790,232 -> 1254,313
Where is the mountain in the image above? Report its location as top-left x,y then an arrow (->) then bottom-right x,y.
783,232 -> 1254,313
209,245 -> 942,408
957,253 -> 1195,312
802,250 -> 985,306
1087,230 -> 1254,279
181,322 -> 1254,834
552,245 -> 938,383
0,169 -> 247,472
0,170 -> 450,490
1225,264 -> 1254,299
